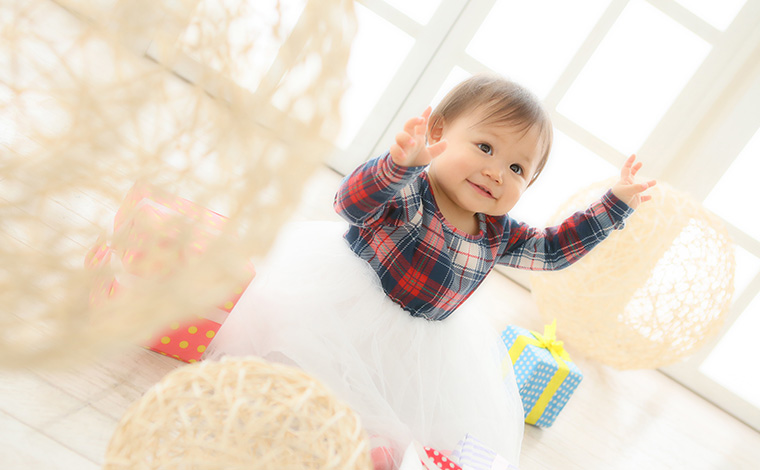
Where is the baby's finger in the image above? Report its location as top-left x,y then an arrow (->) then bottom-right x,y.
631,179 -> 656,194
395,131 -> 414,149
414,122 -> 427,138
412,108 -> 432,137
640,194 -> 652,203
630,161 -> 643,176
403,116 -> 424,135
389,144 -> 406,164
620,154 -> 636,177
428,139 -> 448,159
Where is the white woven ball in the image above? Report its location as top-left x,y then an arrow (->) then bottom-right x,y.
530,181 -> 735,369
104,356 -> 373,470
1,0 -> 356,368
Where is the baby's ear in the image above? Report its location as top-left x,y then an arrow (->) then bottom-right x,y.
428,118 -> 445,144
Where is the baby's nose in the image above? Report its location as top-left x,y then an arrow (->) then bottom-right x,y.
484,167 -> 502,184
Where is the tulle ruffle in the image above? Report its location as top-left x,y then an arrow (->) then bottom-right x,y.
206,220 -> 524,465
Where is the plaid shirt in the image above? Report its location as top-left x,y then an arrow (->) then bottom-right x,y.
334,152 -> 633,321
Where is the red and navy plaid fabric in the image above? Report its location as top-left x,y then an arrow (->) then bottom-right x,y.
334,153 -> 633,321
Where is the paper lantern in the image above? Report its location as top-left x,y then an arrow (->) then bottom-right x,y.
530,181 -> 735,369
104,356 -> 373,470
0,0 -> 355,367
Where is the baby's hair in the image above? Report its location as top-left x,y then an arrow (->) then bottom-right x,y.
429,74 -> 553,186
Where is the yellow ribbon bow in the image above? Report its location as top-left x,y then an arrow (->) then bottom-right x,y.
503,319 -> 573,425
531,320 -> 571,362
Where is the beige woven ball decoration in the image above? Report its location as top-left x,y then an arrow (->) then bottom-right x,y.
530,180 -> 735,369
104,356 -> 373,470
0,0 -> 356,367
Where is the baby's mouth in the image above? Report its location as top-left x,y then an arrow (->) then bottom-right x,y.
468,180 -> 495,199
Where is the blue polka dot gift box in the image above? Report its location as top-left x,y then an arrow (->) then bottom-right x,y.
500,320 -> 582,428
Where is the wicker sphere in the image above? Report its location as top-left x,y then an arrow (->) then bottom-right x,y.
530,181 -> 735,369
104,356 -> 373,470
1,0 -> 355,367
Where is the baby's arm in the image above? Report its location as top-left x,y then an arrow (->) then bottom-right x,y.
498,154 -> 655,270
334,108 -> 449,227
498,190 -> 633,270
334,153 -> 426,228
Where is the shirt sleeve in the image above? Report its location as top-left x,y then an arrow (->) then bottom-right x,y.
497,190 -> 634,271
334,152 -> 427,228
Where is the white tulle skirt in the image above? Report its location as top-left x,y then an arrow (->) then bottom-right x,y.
205,221 -> 524,465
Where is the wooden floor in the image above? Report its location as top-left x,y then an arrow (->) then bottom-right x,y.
2,166 -> 759,469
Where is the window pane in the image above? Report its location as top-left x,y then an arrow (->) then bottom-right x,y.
673,0 -> 746,31
429,66 -> 472,109
384,0 -> 442,25
179,0 -> 306,91
336,4 -> 414,148
700,291 -> 760,408
557,0 -> 711,153
466,0 -> 611,98
510,130 -> 618,226
733,246 -> 760,300
703,126 -> 760,240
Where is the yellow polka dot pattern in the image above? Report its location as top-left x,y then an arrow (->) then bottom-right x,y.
145,318 -> 224,363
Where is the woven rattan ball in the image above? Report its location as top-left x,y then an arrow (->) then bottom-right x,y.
530,181 -> 735,369
1,0 -> 355,367
104,356 -> 373,470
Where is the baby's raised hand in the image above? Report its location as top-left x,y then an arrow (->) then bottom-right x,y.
389,107 -> 448,167
611,154 -> 657,210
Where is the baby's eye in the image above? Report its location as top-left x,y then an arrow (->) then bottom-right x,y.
477,143 -> 493,155
510,163 -> 523,175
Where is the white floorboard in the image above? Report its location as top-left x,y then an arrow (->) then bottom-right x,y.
1,411 -> 100,470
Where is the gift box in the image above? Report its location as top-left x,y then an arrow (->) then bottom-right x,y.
85,182 -> 255,363
399,442 -> 462,470
451,434 -> 519,470
500,320 -> 582,428
142,310 -> 231,363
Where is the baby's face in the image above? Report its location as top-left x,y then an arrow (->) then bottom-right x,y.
427,108 -> 543,228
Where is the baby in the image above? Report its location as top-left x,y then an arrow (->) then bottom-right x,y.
208,74 -> 655,467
